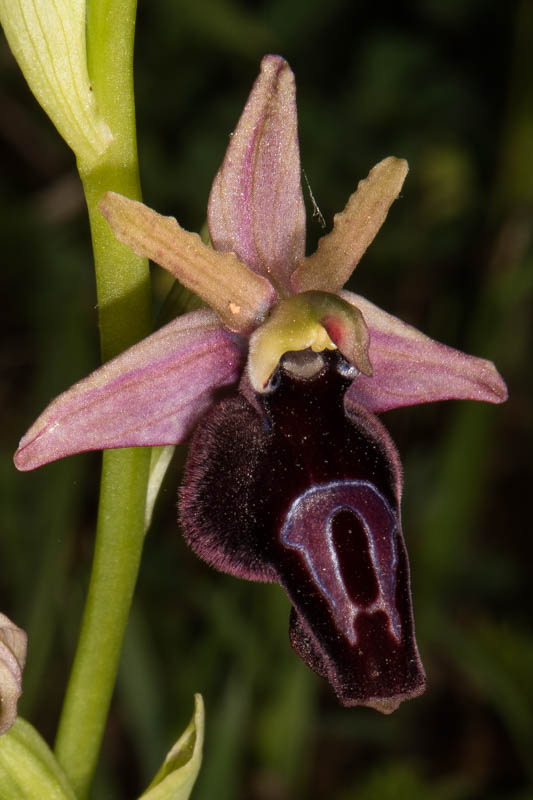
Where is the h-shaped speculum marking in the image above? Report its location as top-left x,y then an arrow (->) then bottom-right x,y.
280,479 -> 402,645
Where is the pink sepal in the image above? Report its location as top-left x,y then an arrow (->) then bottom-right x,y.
15,309 -> 244,470
341,292 -> 508,413
208,55 -> 305,292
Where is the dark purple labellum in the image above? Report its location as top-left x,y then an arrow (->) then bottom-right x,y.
180,351 -> 426,712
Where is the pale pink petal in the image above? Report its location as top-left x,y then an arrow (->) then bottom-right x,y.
291,158 -> 408,294
15,310 -> 245,471
208,54 -> 306,292
341,292 -> 508,412
99,192 -> 275,334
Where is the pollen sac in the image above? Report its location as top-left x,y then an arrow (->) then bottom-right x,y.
180,350 -> 426,712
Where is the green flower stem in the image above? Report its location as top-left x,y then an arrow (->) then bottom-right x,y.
82,0 -> 152,363
54,449 -> 151,799
54,1 -> 152,797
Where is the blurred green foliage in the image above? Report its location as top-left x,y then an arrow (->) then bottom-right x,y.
1,0 -> 532,798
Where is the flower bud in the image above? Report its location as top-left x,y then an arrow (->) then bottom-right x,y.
0,613 -> 27,736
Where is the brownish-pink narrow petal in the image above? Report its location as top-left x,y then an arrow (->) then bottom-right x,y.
14,310 -> 245,471
99,192 -> 276,334
291,158 -> 408,294
341,292 -> 508,412
208,54 -> 306,292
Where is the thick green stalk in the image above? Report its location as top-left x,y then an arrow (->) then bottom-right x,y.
54,449 -> 151,799
82,0 -> 152,362
54,1 -> 152,797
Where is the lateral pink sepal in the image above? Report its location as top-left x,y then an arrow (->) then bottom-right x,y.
14,310 -> 244,470
341,292 -> 508,412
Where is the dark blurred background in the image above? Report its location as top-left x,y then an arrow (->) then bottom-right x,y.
1,0 -> 532,798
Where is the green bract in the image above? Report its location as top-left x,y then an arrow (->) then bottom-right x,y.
0,0 -> 112,166
139,695 -> 204,800
0,719 -> 76,800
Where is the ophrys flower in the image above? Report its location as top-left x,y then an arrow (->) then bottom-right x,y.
14,55 -> 507,712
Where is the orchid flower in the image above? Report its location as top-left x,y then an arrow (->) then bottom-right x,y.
14,55 -> 507,713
